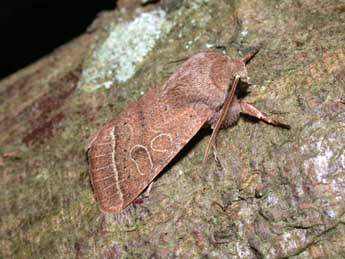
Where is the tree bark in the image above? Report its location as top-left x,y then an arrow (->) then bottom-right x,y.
1,1 -> 345,258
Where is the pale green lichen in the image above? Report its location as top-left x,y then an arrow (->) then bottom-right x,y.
79,9 -> 171,91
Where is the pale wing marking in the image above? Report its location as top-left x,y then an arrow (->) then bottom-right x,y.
94,141 -> 113,146
109,127 -> 124,205
129,144 -> 153,176
93,152 -> 113,158
93,165 -> 112,172
150,133 -> 173,153
92,173 -> 116,183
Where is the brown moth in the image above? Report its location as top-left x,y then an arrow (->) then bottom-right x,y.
87,50 -> 289,213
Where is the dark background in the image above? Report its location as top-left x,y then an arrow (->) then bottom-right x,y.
0,1 -> 115,80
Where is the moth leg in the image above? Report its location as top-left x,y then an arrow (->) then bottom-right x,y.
212,145 -> 224,171
239,101 -> 290,129
144,182 -> 154,198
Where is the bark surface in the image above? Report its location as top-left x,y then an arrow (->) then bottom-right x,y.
1,0 -> 345,258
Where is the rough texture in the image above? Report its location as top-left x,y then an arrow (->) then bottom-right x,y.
0,0 -> 345,258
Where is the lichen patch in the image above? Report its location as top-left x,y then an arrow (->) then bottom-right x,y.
79,9 -> 171,91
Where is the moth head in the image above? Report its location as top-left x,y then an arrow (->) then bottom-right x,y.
211,55 -> 249,94
228,57 -> 249,84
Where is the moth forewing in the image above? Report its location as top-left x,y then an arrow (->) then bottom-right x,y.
88,85 -> 212,213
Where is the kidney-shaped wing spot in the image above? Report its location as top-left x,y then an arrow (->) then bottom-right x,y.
129,144 -> 154,176
150,133 -> 173,153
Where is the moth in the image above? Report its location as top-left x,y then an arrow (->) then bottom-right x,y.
87,49 -> 289,213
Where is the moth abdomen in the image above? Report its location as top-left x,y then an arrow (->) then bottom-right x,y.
208,98 -> 242,129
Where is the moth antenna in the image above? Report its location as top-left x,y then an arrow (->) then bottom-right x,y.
242,45 -> 262,64
168,56 -> 190,64
203,75 -> 241,163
